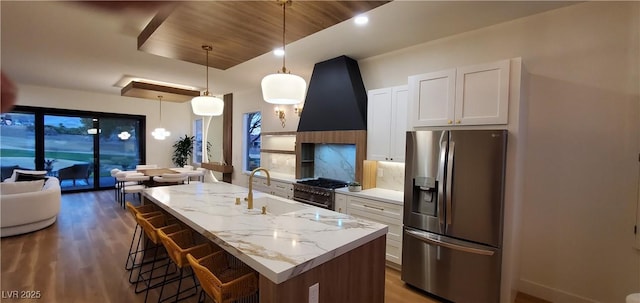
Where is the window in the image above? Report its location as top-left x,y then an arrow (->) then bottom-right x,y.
194,118 -> 203,163
0,106 -> 145,192
243,112 -> 261,171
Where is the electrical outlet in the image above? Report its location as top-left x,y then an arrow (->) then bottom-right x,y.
377,168 -> 384,177
309,283 -> 319,303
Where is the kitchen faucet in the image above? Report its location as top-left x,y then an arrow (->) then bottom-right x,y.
246,167 -> 271,209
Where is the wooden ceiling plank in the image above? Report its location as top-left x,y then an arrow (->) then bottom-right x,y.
121,81 -> 200,103
137,1 -> 389,70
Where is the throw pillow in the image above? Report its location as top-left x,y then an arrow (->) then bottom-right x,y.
8,169 -> 48,182
0,179 -> 45,195
15,172 -> 47,182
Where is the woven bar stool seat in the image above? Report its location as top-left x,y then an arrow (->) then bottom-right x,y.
186,252 -> 258,303
156,229 -> 222,303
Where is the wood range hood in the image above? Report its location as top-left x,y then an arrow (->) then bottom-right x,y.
295,56 -> 368,182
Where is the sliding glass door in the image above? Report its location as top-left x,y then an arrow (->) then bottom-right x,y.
44,115 -> 95,190
98,117 -> 142,187
0,106 -> 145,192
0,112 -> 36,181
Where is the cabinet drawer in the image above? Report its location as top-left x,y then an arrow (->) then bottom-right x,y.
347,196 -> 402,221
271,181 -> 292,191
348,208 -> 402,243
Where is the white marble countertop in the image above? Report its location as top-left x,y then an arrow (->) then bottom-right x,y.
143,182 -> 388,284
335,187 -> 405,205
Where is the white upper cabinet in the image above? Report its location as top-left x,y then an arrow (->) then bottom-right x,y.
367,85 -> 408,162
409,69 -> 456,127
389,86 -> 408,162
454,60 -> 510,125
409,59 -> 510,127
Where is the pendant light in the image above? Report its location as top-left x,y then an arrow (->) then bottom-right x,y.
261,0 -> 307,105
152,95 -> 171,140
191,44 -> 224,116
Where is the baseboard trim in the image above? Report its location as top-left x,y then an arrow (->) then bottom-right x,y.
519,279 -> 601,303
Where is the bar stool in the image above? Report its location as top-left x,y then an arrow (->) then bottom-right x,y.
156,229 -> 222,302
186,252 -> 258,303
134,213 -> 184,297
125,202 -> 163,272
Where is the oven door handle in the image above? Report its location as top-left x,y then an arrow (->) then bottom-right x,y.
293,197 -> 331,209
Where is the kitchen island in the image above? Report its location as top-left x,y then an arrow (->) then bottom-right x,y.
142,182 -> 388,303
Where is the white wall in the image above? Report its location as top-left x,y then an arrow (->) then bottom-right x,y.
358,2 -> 639,303
13,84 -> 193,168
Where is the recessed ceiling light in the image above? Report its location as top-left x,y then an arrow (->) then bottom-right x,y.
273,48 -> 285,56
354,15 -> 368,26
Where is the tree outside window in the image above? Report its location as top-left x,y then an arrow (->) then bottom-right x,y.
244,112 -> 261,171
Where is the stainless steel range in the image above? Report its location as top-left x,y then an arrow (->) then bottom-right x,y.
293,178 -> 348,210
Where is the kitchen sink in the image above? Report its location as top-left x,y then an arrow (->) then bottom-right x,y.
251,197 -> 309,215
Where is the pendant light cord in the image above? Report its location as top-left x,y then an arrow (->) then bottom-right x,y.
158,95 -> 163,123
282,1 -> 286,72
203,45 -> 212,96
281,0 -> 289,73
205,48 -> 209,95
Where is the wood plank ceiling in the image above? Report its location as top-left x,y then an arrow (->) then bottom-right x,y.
137,1 -> 389,70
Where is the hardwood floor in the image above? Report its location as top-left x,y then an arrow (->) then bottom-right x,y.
1,190 -> 546,303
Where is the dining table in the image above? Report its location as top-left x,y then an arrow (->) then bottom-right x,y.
136,168 -> 181,187
136,168 -> 179,177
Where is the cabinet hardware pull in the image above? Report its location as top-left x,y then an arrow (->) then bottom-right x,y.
448,120 -> 453,124
456,120 -> 461,124
363,204 -> 384,211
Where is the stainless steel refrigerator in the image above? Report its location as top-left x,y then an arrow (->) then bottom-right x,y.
401,130 -> 507,303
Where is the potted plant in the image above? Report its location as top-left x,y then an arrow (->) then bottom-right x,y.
348,181 -> 362,192
172,135 -> 194,167
44,159 -> 57,173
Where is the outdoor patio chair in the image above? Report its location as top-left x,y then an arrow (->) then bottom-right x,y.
57,163 -> 91,186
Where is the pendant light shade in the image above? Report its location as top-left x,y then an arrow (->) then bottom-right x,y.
261,73 -> 306,104
191,44 -> 224,116
261,0 -> 306,105
191,95 -> 224,116
152,127 -> 170,140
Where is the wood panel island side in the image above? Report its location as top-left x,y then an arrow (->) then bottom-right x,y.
142,182 -> 388,303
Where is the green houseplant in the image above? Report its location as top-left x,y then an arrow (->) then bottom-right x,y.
172,135 -> 194,167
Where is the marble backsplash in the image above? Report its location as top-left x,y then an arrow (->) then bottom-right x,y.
314,144 -> 356,182
375,161 -> 405,192
261,153 -> 296,176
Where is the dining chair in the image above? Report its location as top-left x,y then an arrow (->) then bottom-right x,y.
115,170 -> 145,205
117,172 -> 150,207
184,169 -> 205,184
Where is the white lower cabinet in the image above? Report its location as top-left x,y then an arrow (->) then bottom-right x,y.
345,195 -> 403,266
334,193 -> 347,214
250,177 -> 293,199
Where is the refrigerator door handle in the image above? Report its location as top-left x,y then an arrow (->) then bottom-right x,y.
405,228 -> 495,256
437,143 -> 447,229
445,141 -> 455,228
